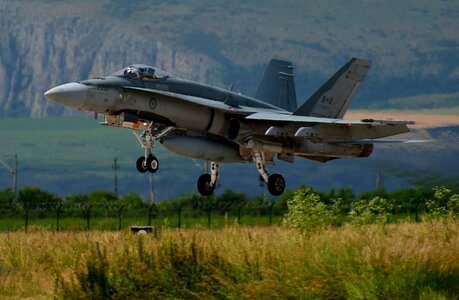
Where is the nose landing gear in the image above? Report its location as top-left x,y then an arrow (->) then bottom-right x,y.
136,155 -> 159,173
133,123 -> 173,174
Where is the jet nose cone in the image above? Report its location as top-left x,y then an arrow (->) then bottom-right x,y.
44,82 -> 88,109
44,88 -> 59,102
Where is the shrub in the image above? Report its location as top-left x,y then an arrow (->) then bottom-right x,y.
349,196 -> 393,225
283,187 -> 339,232
425,186 -> 459,218
18,186 -> 61,206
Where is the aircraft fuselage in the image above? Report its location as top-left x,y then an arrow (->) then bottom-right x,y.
44,60 -> 414,196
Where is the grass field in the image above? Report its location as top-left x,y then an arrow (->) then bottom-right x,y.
1,221 -> 459,299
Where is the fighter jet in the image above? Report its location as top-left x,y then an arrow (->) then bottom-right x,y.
44,58 -> 415,196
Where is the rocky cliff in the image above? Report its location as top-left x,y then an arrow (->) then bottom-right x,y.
1,0 -> 459,117
0,1 -> 226,117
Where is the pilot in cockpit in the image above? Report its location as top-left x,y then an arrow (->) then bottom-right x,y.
124,67 -> 140,77
124,67 -> 133,75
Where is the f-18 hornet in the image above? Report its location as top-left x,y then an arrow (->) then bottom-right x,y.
44,58 -> 416,196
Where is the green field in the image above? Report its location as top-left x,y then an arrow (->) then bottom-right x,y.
2,186 -> 459,298
0,116 -> 176,178
0,116 -> 204,198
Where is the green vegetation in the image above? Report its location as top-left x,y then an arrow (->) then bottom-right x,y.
1,222 -> 459,298
1,184 -> 458,231
0,186 -> 458,298
283,187 -> 339,232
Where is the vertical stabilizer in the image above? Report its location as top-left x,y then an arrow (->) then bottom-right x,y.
255,59 -> 297,112
294,57 -> 371,118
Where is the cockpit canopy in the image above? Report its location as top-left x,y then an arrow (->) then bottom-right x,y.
111,64 -> 173,80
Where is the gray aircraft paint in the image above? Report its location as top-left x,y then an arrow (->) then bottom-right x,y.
44,58 -> 416,196
255,59 -> 297,112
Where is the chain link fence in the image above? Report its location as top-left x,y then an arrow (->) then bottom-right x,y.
0,201 -> 287,232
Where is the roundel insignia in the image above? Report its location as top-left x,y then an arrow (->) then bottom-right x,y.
149,97 -> 157,110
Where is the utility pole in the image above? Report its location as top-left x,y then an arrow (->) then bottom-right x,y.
149,173 -> 156,203
113,157 -> 119,198
0,154 -> 17,203
376,171 -> 385,192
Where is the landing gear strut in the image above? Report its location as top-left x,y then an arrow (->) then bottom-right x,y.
197,162 -> 219,196
252,150 -> 285,196
133,123 -> 173,174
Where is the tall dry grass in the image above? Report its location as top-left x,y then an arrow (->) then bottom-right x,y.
1,221 -> 459,298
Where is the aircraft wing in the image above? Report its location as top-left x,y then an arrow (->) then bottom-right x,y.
245,111 -> 416,142
332,139 -> 431,144
246,112 -> 415,125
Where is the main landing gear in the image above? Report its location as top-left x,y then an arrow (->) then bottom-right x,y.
133,122 -> 173,174
197,162 -> 219,196
252,151 -> 285,196
195,151 -> 285,197
133,125 -> 286,197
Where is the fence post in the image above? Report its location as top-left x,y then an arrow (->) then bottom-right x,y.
56,203 -> 63,231
148,203 -> 155,226
177,204 -> 183,229
118,205 -> 125,231
237,204 -> 242,224
207,205 -> 212,229
85,205 -> 92,231
24,204 -> 30,233
415,198 -> 420,223
269,202 -> 274,225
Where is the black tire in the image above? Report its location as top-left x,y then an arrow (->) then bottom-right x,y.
267,174 -> 285,196
147,155 -> 159,173
197,174 -> 215,196
136,156 -> 148,173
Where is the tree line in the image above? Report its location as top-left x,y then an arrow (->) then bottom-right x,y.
0,184 -> 455,216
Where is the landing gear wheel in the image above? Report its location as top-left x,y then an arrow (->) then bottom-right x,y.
197,174 -> 215,196
146,155 -> 159,173
267,174 -> 285,196
136,156 -> 148,173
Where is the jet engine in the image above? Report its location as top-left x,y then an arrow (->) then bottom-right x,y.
160,135 -> 244,163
